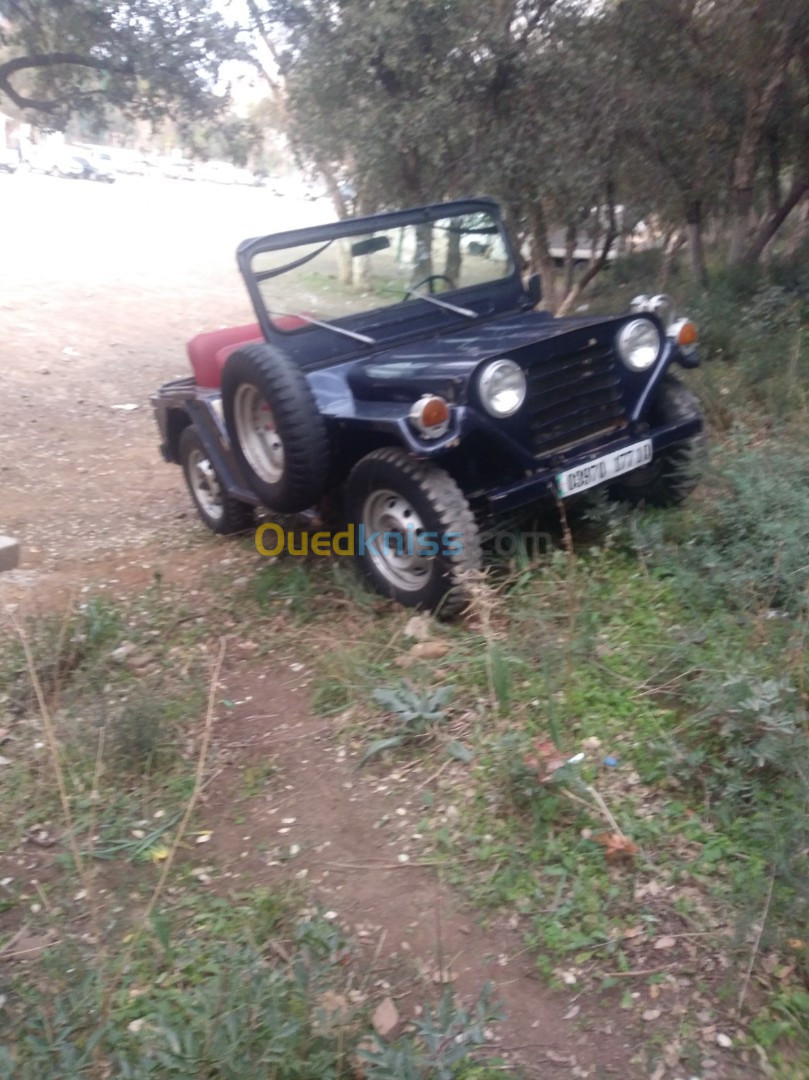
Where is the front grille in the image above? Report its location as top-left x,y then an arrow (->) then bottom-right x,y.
525,343 -> 628,458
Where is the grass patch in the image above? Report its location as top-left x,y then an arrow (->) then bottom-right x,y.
0,888 -> 503,1079
0,578 -> 508,1079
211,431 -> 809,1073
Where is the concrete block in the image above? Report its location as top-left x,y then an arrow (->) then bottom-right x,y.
0,536 -> 20,573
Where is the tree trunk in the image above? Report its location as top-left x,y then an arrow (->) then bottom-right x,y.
661,230 -> 687,290
563,221 -> 577,296
527,201 -> 557,312
767,130 -> 782,216
727,20 -> 797,264
243,3 -> 355,225
445,220 -> 462,285
410,223 -> 434,285
742,171 -> 809,265
685,200 -> 708,286
782,192 -> 809,257
315,157 -> 351,220
336,239 -> 353,286
727,184 -> 755,267
556,182 -> 618,317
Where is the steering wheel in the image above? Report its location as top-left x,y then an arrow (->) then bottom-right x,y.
405,274 -> 455,300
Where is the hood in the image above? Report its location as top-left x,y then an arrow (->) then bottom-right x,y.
347,310 -> 627,404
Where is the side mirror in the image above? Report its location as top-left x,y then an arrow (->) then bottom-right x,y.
526,272 -> 542,306
351,235 -> 390,257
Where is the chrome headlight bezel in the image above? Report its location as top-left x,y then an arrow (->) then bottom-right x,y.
478,358 -> 527,418
616,318 -> 662,372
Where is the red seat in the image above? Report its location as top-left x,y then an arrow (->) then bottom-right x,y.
186,316 -> 310,389
187,322 -> 261,389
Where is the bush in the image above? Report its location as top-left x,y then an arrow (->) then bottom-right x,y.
617,430 -> 809,967
689,262 -> 809,420
636,432 -> 809,615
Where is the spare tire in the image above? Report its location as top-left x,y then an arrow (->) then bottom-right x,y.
221,342 -> 329,513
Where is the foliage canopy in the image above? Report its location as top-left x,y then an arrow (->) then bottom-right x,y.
0,0 -> 243,122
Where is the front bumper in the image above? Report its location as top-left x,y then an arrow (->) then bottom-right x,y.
481,413 -> 702,514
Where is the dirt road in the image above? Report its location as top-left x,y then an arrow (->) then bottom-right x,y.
0,171 -> 329,579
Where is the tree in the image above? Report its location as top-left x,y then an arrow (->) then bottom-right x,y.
608,0 -> 809,272
251,0 -> 658,307
181,114 -> 265,167
245,0 -> 809,308
597,0 -> 736,286
0,0 -> 243,123
721,0 -> 809,264
264,0 -> 490,210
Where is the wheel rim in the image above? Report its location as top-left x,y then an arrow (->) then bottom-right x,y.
233,384 -> 285,484
362,489 -> 434,593
187,448 -> 224,521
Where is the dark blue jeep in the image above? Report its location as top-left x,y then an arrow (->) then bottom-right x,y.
151,197 -> 705,615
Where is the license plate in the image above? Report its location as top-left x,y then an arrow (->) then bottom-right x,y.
556,440 -> 652,497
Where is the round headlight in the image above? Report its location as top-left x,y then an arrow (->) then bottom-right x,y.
616,318 -> 661,371
478,359 -> 526,417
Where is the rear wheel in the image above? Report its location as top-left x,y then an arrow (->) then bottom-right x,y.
345,448 -> 481,617
179,426 -> 254,534
609,377 -> 707,507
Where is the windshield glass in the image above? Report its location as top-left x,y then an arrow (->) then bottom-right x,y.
248,210 -> 512,330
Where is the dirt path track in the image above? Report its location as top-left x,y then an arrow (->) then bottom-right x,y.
0,172 -> 328,577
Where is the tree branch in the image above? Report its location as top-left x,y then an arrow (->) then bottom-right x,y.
245,0 -> 284,69
0,52 -> 135,112
742,171 -> 809,266
555,180 -> 619,316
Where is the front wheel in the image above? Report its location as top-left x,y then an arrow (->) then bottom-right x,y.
345,448 -> 482,617
179,425 -> 254,535
609,377 -> 707,507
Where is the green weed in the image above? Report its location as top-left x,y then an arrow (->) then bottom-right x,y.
362,685 -> 453,764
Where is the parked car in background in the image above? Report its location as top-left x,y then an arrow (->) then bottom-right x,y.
73,153 -> 116,183
24,146 -> 115,181
111,152 -> 158,178
194,160 -> 238,184
302,181 -> 328,201
0,148 -> 19,174
233,168 -> 264,187
161,159 -> 196,181
47,153 -> 85,179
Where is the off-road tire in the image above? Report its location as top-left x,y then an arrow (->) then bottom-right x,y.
179,425 -> 254,535
221,343 -> 329,513
345,447 -> 482,618
609,376 -> 707,507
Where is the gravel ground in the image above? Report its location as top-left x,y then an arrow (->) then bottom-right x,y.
0,170 -> 330,579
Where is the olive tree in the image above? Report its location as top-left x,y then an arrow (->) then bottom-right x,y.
0,0 -> 242,122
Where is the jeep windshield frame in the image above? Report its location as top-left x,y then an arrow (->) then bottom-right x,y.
236,198 -> 527,363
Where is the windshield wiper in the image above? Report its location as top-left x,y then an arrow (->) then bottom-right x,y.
255,239 -> 333,282
274,311 -> 376,345
404,292 -> 477,319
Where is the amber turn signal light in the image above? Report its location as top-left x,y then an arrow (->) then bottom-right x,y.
676,320 -> 698,347
409,395 -> 451,438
